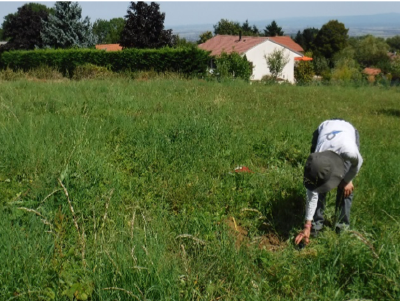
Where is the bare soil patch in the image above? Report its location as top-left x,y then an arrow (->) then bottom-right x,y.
225,217 -> 286,251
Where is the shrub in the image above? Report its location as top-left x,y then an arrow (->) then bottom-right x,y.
265,48 -> 289,80
390,56 -> 400,80
212,52 -> 253,81
0,67 -> 25,81
312,56 -> 330,76
72,63 -> 115,80
129,70 -> 186,81
260,74 -> 276,85
260,74 -> 288,85
331,58 -> 362,83
26,65 -> 64,80
331,66 -> 361,82
294,61 -> 315,84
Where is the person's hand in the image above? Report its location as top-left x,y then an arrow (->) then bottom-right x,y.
295,225 -> 311,245
339,180 -> 354,198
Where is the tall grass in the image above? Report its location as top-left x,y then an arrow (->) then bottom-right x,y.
0,78 -> 399,300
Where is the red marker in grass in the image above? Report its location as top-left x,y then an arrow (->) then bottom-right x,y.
234,166 -> 254,173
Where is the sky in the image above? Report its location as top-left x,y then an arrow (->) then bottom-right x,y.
1,1 -> 400,27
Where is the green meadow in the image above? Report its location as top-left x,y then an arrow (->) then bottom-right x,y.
0,78 -> 399,300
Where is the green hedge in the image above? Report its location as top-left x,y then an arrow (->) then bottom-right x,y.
0,47 -> 211,77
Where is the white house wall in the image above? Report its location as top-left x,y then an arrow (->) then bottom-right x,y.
244,40 -> 301,83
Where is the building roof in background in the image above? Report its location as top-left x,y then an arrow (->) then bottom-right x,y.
363,67 -> 381,75
95,44 -> 122,51
268,36 -> 304,53
198,35 -> 304,56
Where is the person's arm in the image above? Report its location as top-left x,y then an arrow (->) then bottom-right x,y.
295,190 -> 318,245
305,189 -> 318,221
296,126 -> 321,245
295,221 -> 312,245
339,180 -> 354,198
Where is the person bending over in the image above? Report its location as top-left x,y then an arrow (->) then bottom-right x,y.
295,119 -> 363,246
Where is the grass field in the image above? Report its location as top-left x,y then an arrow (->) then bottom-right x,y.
0,77 -> 399,300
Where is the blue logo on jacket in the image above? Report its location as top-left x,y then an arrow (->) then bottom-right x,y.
326,130 -> 342,140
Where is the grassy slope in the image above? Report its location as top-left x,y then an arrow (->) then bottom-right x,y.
0,79 -> 399,300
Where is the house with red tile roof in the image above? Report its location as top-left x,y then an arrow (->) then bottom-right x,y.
95,44 -> 122,51
199,35 -> 306,83
363,67 -> 382,83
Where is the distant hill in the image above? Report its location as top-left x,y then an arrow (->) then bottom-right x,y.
169,13 -> 400,42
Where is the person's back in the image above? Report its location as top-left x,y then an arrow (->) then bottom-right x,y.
316,119 -> 359,154
313,119 -> 362,184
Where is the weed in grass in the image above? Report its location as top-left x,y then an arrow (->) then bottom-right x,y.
72,63 -> 116,80
26,65 -> 65,81
0,67 -> 25,81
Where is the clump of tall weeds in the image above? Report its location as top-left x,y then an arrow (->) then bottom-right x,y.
72,64 -> 116,80
0,67 -> 25,81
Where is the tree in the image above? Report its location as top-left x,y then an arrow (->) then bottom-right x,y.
197,31 -> 213,44
331,55 -> 362,82
241,19 -> 252,33
264,20 -> 284,37
171,35 -> 196,48
41,1 -> 96,49
265,48 -> 289,79
93,18 -> 125,44
352,35 -> 390,69
386,35 -> 400,52
251,25 -> 260,36
0,3 -> 50,51
120,1 -> 173,49
0,28 -> 3,40
312,56 -> 330,77
294,27 -> 319,52
294,31 -> 304,50
1,13 -> 14,41
92,19 -> 109,44
313,20 -> 348,61
347,35 -> 365,48
213,19 -> 241,35
241,19 -> 259,36
213,19 -> 259,37
391,56 -> 400,80
105,18 -> 125,44
332,46 -> 356,66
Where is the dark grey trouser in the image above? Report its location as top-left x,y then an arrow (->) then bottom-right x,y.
312,170 -> 354,231
312,127 -> 360,231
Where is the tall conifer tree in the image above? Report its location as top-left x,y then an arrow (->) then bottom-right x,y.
41,1 -> 96,49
